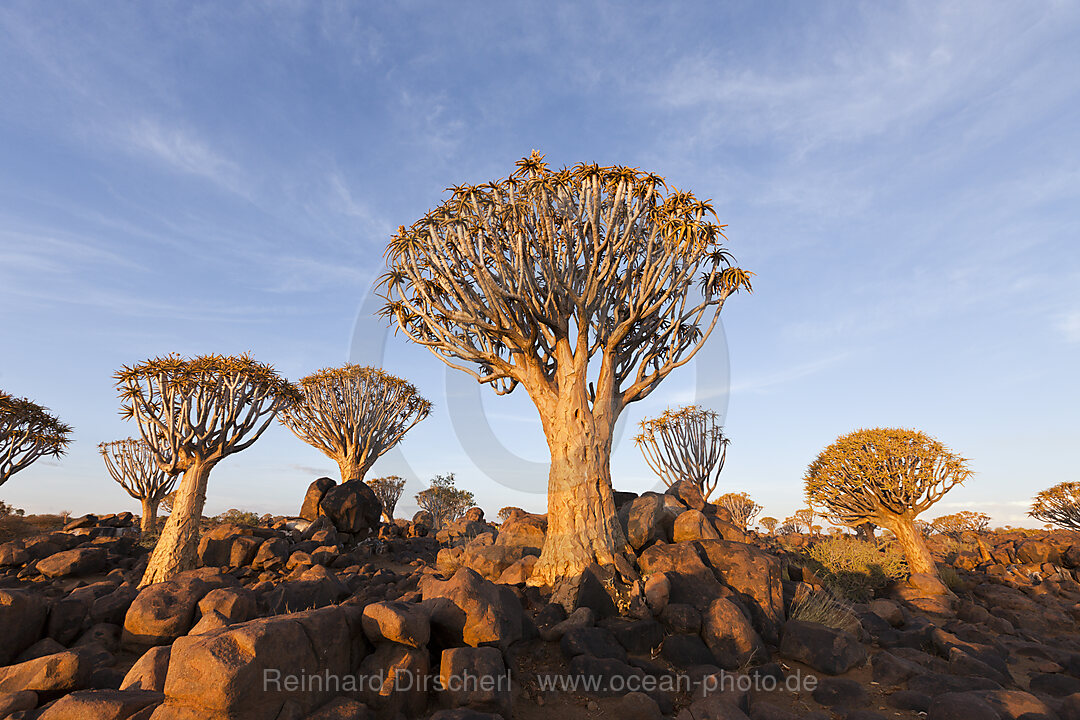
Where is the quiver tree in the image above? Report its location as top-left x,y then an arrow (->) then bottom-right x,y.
805,427 -> 972,579
930,511 -> 990,538
279,365 -> 431,484
759,516 -> 778,534
116,354 -> 298,586
1,390 -> 72,488
99,438 -> 178,534
635,405 -> 730,502
415,473 -> 474,530
380,152 -> 752,585
369,476 -> 406,522
1029,482 -> 1080,529
717,491 -> 761,529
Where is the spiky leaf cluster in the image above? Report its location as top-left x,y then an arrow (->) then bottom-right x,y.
1029,482 -> 1080,529
279,365 -> 430,476
805,428 -> 972,528
0,390 -> 72,486
115,354 -> 299,472
98,438 -> 178,503
380,151 -> 752,404
635,405 -> 729,500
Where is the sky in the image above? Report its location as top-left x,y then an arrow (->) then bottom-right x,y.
0,2 -> 1077,527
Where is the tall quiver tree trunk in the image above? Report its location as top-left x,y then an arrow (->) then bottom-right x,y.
140,460 -> 215,585
529,364 -> 629,587
888,515 -> 937,576
140,497 -> 158,534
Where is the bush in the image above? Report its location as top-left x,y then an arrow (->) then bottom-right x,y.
213,508 -> 260,527
789,585 -> 859,633
802,537 -> 907,601
938,565 -> 962,591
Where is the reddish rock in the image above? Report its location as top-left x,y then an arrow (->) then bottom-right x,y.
439,647 -> 510,717
0,589 -> 48,665
420,568 -> 524,651
361,601 -> 430,648
36,548 -> 108,579
36,689 -> 163,720
0,650 -> 91,694
300,477 -> 337,522
121,646 -> 171,692
123,570 -> 236,646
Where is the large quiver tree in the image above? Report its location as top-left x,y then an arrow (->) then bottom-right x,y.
116,354 -> 298,586
1,390 -> 72,488
805,427 -> 972,580
278,365 -> 430,484
99,438 -> 178,534
380,152 -> 752,586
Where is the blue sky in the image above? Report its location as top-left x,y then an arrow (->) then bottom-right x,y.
0,2 -> 1077,526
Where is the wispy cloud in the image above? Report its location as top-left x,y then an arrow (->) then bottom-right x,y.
1058,311 -> 1080,342
125,119 -> 249,196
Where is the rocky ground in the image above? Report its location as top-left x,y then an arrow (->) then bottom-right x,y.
3,478 -> 1080,720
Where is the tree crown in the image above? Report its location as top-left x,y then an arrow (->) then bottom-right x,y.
379,152 -> 751,408
1029,482 -> 1080,529
635,404 -> 730,500
805,427 -> 972,528
115,354 -> 299,472
0,390 -> 73,485
99,437 -> 178,502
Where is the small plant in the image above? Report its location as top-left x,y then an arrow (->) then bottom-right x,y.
0,500 -> 25,517
938,565 -> 962,591
803,537 -> 907,601
789,585 -> 859,634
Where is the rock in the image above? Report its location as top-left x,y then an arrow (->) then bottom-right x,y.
420,568 -> 523,652
302,697 -> 375,720
619,494 -> 675,551
16,637 -> 67,664
1030,672 -> 1080,697
567,655 -> 645,697
695,540 -> 785,644
702,597 -> 767,670
550,565 -> 619,620
301,477 -> 338,521
0,589 -> 48,665
665,480 -> 706,511
494,515 -> 546,554
36,689 -> 163,719
121,646 -> 171,692
0,650 -> 91,694
604,617 -> 665,656
0,690 -> 38,718
36,548 -> 108,578
927,692 -> 1002,719
47,596 -> 90,646
462,545 -> 528,583
319,480 -> 382,536
637,542 -> 725,611
123,570 -> 235,646
263,568 -> 350,615
1016,540 -> 1056,565
439,646 -> 511,717
871,651 -> 927,685
252,537 -> 290,571
779,620 -> 868,675
362,601 -> 430,648
978,689 -> 1057,719
892,573 -> 955,614
197,588 -> 257,626
672,510 -> 722,543
90,586 -> 139,627
888,689 -> 931,712
357,642 -> 429,719
75,623 -> 122,654
539,607 -> 594,642
619,691 -> 664,720
429,710 -> 506,720
495,556 -> 537,585
560,627 -> 628,662
660,633 -> 715,667
908,673 -> 1001,696
158,604 -> 365,720
812,677 -> 870,708
869,599 -> 904,627
661,603 -> 702,634
0,541 -> 30,567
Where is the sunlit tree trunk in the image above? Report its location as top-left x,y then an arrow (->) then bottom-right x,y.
888,515 -> 938,577
529,377 -> 628,588
140,497 -> 158,535
140,461 -> 214,587
336,457 -> 371,484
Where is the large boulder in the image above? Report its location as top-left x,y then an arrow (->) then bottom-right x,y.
121,645 -> 172,692
154,604 -> 366,720
439,647 -> 511,717
696,539 -> 785,643
779,620 -> 868,675
462,545 -> 530,583
420,567 -> 524,652
0,589 -> 48,665
123,570 -> 236,646
36,689 -> 163,720
197,524 -> 259,568
357,642 -> 429,719
300,477 -> 338,521
0,650 -> 92,694
619,494 -> 675,551
665,480 -> 706,511
672,510 -> 722,543
637,542 -> 725,611
494,514 -> 546,554
362,601 -> 431,648
36,547 -> 108,579
702,597 -> 767,670
319,480 -> 382,536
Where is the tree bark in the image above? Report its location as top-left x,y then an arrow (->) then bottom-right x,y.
140,497 -> 158,535
528,390 -> 629,588
336,457 -> 370,484
889,515 -> 938,576
139,460 -> 214,587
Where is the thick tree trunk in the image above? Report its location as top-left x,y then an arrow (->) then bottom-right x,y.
889,515 -> 938,576
140,498 -> 158,535
528,392 -> 629,588
139,461 -> 214,588
855,522 -> 877,542
336,457 -> 370,484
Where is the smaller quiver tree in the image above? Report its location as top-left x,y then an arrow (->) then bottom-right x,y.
369,475 -> 406,522
116,354 -> 298,587
1029,482 -> 1080,529
416,473 -> 474,530
805,427 -> 972,580
99,438 -> 178,534
759,516 -> 778,534
279,365 -> 431,484
1,390 -> 72,488
635,405 -> 730,502
717,491 -> 761,529
930,511 -> 990,538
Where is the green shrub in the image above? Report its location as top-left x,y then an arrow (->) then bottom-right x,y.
938,564 -> 962,591
789,585 -> 859,633
802,537 -> 907,601
213,508 -> 260,527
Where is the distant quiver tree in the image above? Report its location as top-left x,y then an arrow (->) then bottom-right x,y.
1029,482 -> 1080,529
635,405 -> 730,502
99,438 -> 178,534
0,390 -> 72,488
368,476 -> 407,522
